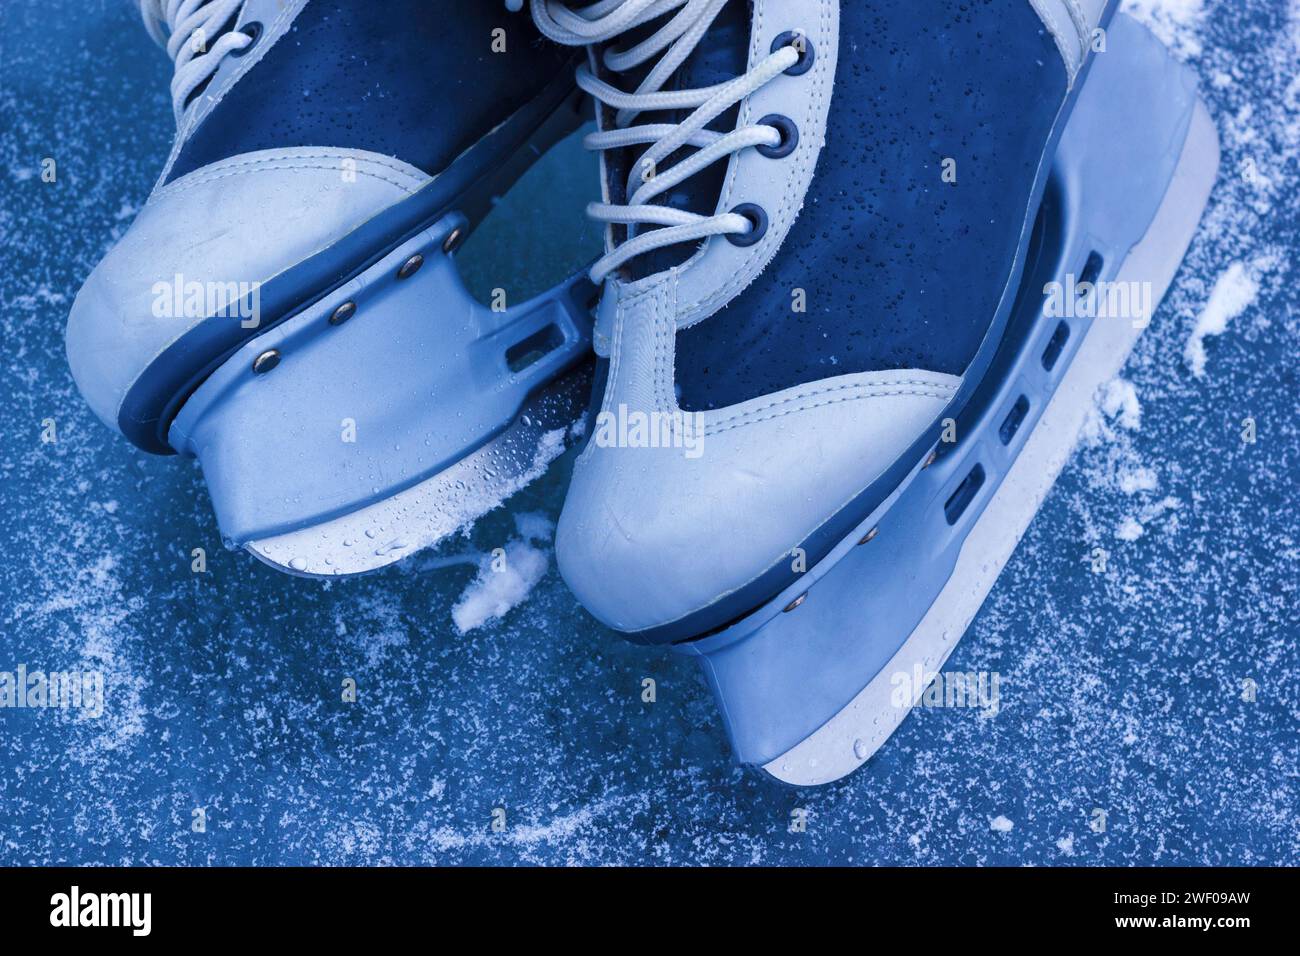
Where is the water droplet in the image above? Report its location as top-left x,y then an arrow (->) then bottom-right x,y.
288,556 -> 308,571
853,738 -> 869,760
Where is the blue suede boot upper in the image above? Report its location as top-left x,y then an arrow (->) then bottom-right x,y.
675,0 -> 1067,410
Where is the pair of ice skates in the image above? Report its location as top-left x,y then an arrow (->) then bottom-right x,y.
68,0 -> 1219,786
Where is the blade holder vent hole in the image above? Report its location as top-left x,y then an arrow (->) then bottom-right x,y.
1079,251 -> 1104,288
944,464 -> 987,526
506,323 -> 564,373
999,395 -> 1030,445
1041,321 -> 1071,371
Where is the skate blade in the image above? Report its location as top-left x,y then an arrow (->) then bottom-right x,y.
763,99 -> 1220,787
244,376 -> 586,579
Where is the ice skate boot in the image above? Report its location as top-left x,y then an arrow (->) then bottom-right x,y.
539,1 -> 1220,783
66,0 -> 596,577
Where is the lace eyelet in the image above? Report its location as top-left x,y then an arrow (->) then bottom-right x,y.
771,30 -> 815,75
755,114 -> 799,159
727,204 -> 769,247
230,21 -> 263,57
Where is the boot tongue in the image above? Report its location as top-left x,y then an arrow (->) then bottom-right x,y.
601,0 -> 751,280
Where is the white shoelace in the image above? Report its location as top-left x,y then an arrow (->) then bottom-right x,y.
139,0 -> 253,121
531,0 -> 799,282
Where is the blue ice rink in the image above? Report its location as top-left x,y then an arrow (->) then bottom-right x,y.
1,0 -> 1296,864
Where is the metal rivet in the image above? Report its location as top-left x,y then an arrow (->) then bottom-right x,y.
783,593 -> 808,613
329,301 -> 356,326
397,254 -> 424,279
252,349 -> 280,374
442,228 -> 464,254
858,526 -> 879,546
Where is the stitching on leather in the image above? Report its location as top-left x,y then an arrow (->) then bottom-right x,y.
705,385 -> 957,438
649,284 -> 663,412
154,162 -> 424,198
704,378 -> 958,433
606,296 -> 626,420
1027,0 -> 1078,81
162,151 -> 426,185
1064,0 -> 1090,55
651,280 -> 675,414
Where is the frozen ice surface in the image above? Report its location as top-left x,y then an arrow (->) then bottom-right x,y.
0,0 -> 1296,865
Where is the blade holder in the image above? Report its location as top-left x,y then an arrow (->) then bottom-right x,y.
168,213 -> 595,546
